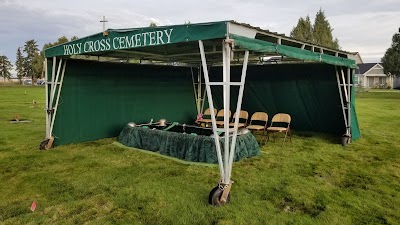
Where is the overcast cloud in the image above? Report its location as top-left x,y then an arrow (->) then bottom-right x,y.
1,0 -> 399,65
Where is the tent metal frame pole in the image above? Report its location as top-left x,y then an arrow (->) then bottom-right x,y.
222,41 -> 231,185
201,85 -> 206,114
46,57 -> 57,138
50,58 -> 63,107
200,39 -> 249,205
347,68 -> 352,137
191,67 -> 200,114
47,58 -> 63,138
227,50 -> 249,181
199,65 -> 209,115
197,65 -> 203,114
199,40 -> 225,180
49,57 -> 57,109
45,58 -> 49,138
191,65 -> 206,115
335,67 -> 348,130
341,69 -> 349,103
49,60 -> 67,137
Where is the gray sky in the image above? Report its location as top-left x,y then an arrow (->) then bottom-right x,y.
1,0 -> 399,65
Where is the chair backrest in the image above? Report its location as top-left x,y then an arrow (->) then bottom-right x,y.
232,110 -> 249,123
203,108 -> 217,117
271,113 -> 291,125
250,112 -> 268,126
216,109 -> 232,121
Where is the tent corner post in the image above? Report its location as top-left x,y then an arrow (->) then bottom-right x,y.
44,58 -> 49,138
200,39 -> 249,206
335,66 -> 351,146
346,67 -> 352,140
41,58 -> 68,150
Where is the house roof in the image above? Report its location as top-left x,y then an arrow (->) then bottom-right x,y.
356,63 -> 380,74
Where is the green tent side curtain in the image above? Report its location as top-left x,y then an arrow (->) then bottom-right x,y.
230,34 -> 357,69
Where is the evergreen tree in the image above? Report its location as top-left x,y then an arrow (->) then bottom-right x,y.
382,28 -> 400,77
149,22 -> 157,27
290,15 -> 313,42
16,48 -> 25,84
0,55 -> 13,81
313,9 -> 340,49
22,39 -> 40,84
32,51 -> 44,79
42,36 -> 70,51
35,36 -> 73,79
290,9 -> 340,50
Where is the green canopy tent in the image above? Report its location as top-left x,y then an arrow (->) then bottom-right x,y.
43,20 -> 360,206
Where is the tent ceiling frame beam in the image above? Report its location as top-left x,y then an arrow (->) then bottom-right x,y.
102,49 -> 228,64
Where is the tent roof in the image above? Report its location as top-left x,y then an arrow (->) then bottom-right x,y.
44,20 -> 356,68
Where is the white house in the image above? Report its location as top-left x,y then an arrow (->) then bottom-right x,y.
355,63 -> 400,89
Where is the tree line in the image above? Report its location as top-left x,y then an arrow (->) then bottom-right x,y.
0,36 -> 77,84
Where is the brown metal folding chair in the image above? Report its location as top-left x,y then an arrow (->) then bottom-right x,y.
215,109 -> 232,127
229,110 -> 249,128
267,113 -> 291,146
246,112 -> 268,144
196,108 -> 217,127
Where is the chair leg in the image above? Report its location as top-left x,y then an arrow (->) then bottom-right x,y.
282,130 -> 289,146
261,130 -> 267,145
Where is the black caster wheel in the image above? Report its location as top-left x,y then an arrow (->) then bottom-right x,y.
39,139 -> 51,150
208,186 -> 230,206
341,135 -> 350,146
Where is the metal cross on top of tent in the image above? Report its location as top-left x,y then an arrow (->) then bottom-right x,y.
100,16 -> 108,33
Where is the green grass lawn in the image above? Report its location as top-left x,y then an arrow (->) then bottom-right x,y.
0,86 -> 399,224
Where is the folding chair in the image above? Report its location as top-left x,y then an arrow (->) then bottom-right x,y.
246,112 -> 268,144
196,108 -> 217,127
215,109 -> 232,127
229,110 -> 249,128
267,113 -> 291,146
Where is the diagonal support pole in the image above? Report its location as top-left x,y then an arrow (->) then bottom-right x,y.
198,40 -> 225,180
227,50 -> 249,181
346,68 -> 352,137
222,41 -> 231,184
45,58 -> 49,137
49,60 -> 67,138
